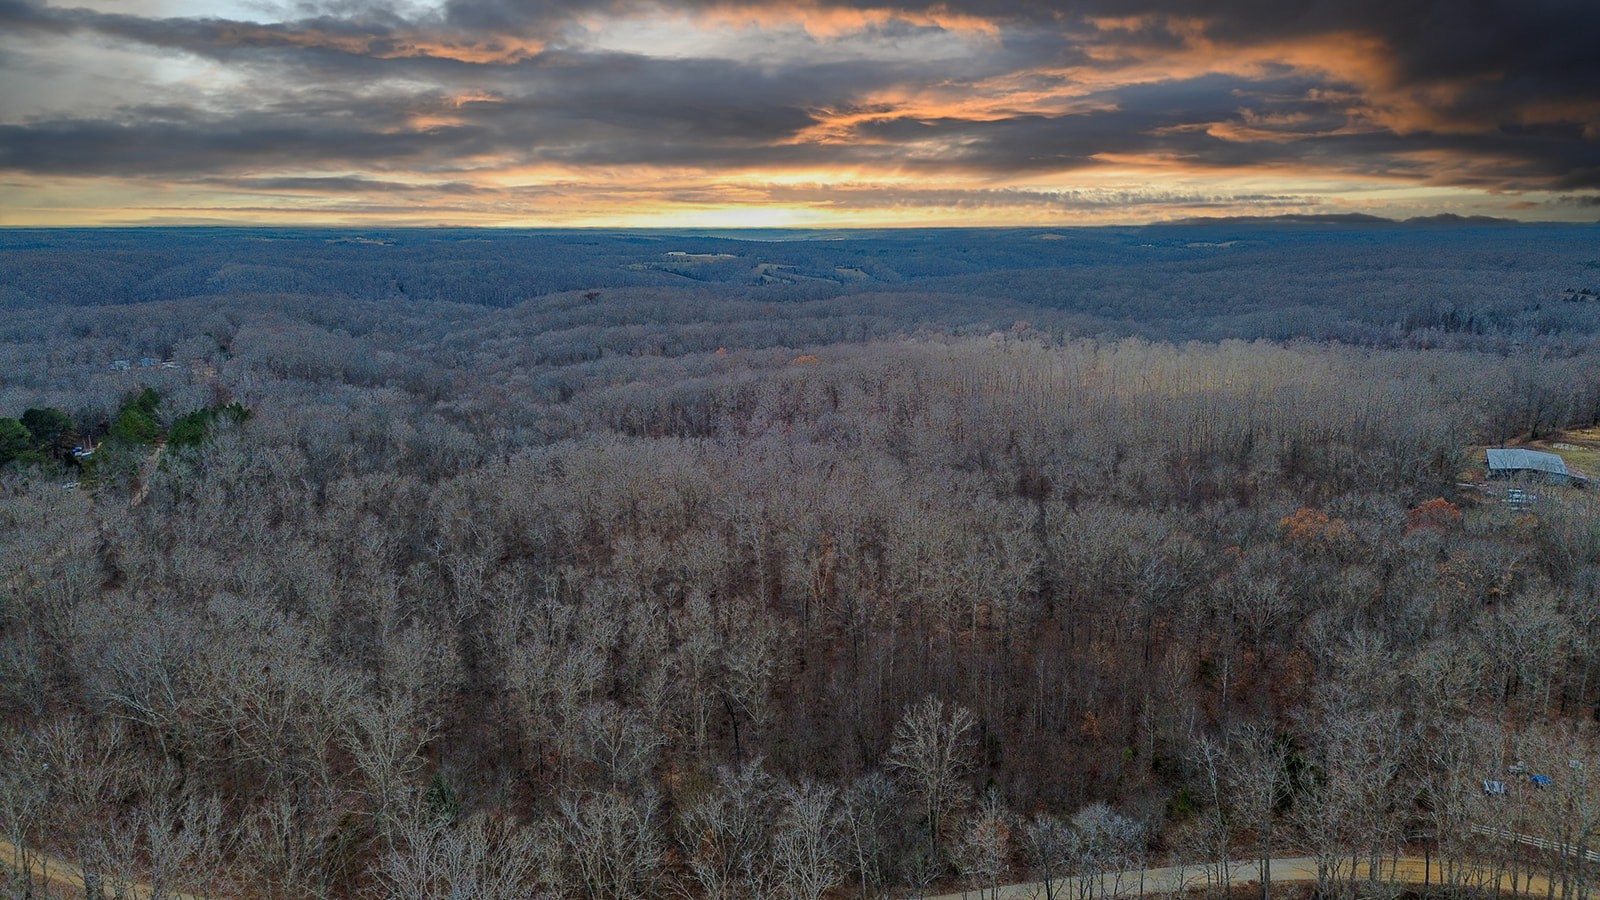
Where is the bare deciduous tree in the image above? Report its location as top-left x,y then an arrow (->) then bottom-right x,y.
951,789 -> 1013,900
839,772 -> 899,899
0,728 -> 50,900
378,814 -> 539,900
678,759 -> 778,900
1071,804 -> 1143,900
543,789 -> 665,900
771,780 -> 844,900
1220,724 -> 1290,900
342,693 -> 436,845
1021,813 -> 1074,900
886,696 -> 976,863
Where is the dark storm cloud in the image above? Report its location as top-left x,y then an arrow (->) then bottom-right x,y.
744,0 -> 1600,134
464,54 -> 841,139
415,0 -> 1600,101
0,115 -> 487,175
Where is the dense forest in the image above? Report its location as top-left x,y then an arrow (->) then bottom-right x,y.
2,225 -> 1599,899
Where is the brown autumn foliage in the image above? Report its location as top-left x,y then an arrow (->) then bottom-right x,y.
1407,497 -> 1463,534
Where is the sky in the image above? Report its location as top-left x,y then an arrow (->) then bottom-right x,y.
0,0 -> 1597,227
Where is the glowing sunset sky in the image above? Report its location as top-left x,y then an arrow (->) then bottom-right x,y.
1,0 -> 1597,226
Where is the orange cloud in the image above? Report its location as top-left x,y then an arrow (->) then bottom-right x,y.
1064,18 -> 1514,138
689,2 -> 1002,39
206,22 -> 544,63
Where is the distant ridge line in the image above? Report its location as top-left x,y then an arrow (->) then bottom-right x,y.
1164,212 -> 1528,227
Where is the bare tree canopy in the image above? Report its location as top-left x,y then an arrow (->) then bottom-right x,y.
3,227 -> 1600,898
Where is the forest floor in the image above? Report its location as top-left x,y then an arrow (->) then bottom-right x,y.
0,838 -> 201,900
927,855 -> 1558,900
130,440 -> 166,507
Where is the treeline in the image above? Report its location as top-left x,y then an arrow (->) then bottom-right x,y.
2,234 -> 1600,898
3,226 -> 1599,351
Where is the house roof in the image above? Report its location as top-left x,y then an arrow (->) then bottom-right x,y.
1487,448 -> 1569,476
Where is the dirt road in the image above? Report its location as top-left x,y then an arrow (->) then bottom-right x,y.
3,837 -> 95,898
1,838 -> 201,900
928,855 -> 1558,900
6,836 -> 1562,900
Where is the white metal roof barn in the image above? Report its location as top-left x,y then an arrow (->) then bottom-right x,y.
1486,448 -> 1573,483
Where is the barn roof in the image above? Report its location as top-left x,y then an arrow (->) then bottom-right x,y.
1486,448 -> 1569,476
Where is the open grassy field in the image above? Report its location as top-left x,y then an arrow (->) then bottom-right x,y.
1537,425 -> 1600,478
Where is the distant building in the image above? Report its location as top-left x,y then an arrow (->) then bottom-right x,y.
139,357 -> 159,368
1486,448 -> 1583,485
110,359 -> 132,371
